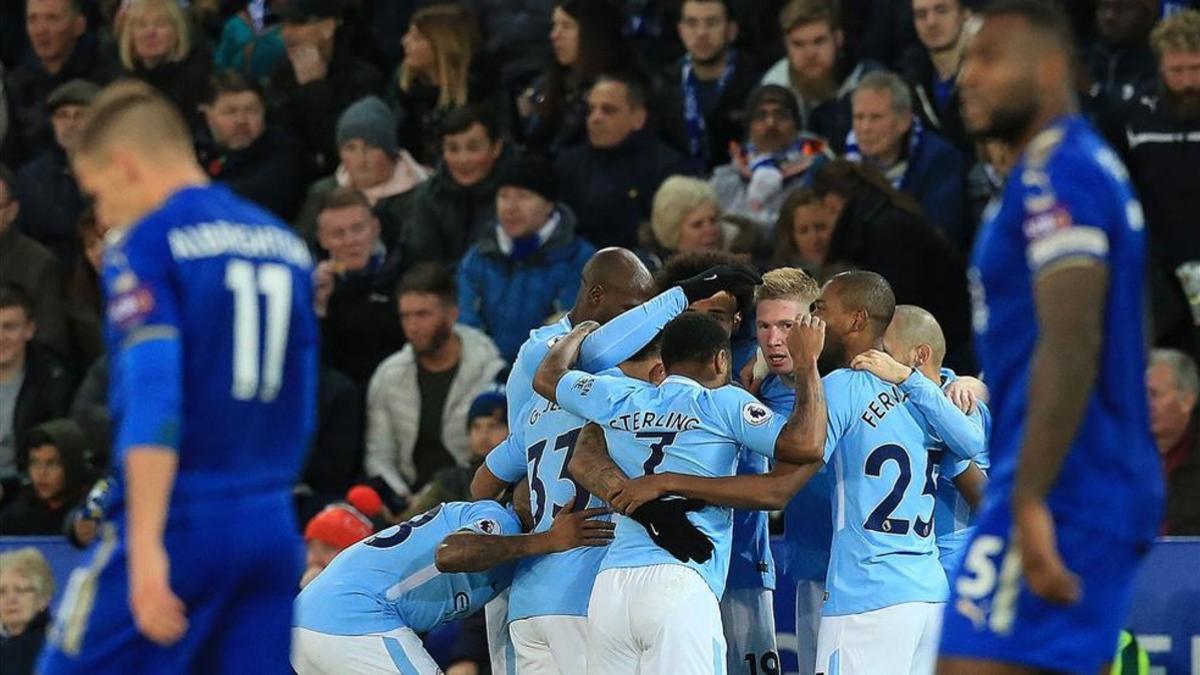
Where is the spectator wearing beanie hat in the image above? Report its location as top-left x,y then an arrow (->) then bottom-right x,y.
397,385 -> 509,520
300,500 -> 375,588
295,96 -> 429,250
457,155 -> 596,361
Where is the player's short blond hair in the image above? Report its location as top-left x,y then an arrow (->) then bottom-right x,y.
755,267 -> 819,305
1151,9 -> 1200,58
75,80 -> 193,163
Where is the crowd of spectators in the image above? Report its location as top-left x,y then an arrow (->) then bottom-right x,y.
0,0 -> 1198,671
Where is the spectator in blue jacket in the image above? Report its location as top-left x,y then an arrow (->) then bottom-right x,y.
845,70 -> 968,251
457,155 -> 596,361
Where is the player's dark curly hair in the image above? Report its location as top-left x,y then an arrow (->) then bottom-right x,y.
660,312 -> 731,369
654,251 -> 756,320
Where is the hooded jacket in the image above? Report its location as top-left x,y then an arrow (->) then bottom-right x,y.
0,418 -> 93,535
364,324 -> 506,496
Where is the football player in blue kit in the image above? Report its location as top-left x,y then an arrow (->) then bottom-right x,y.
938,2 -> 1163,674
292,483 -> 614,674
39,82 -> 319,675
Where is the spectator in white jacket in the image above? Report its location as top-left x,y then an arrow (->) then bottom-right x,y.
364,262 -> 507,498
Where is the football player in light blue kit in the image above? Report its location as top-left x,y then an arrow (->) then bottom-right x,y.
939,2 -> 1163,674
292,484 -> 614,674
471,340 -> 664,674
533,312 -> 827,675
504,248 -> 760,432
808,271 -> 952,675
861,305 -> 992,584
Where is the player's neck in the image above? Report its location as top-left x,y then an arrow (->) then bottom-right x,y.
918,363 -> 941,384
136,165 -> 211,221
1014,97 -> 1076,157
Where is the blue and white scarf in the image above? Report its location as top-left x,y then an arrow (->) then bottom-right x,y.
844,116 -> 925,189
682,50 -> 737,161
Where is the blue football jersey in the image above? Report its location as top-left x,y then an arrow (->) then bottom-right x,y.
821,368 -> 949,616
504,288 -> 687,431
554,371 -> 785,599
725,447 -> 776,591
102,184 -> 318,516
485,371 -> 615,621
969,116 -> 1163,542
295,501 -> 521,636
763,375 -> 834,584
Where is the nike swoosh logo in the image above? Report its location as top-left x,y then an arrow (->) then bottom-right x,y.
649,524 -> 660,536
704,274 -> 717,281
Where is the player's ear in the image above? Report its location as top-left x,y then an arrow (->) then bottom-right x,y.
915,344 -> 932,368
649,361 -> 666,385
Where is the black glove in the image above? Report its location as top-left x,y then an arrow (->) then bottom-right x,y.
629,498 -> 713,563
676,265 -> 762,304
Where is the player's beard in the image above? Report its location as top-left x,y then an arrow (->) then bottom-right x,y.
969,82 -> 1039,144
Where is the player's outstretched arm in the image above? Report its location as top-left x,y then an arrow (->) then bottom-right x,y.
533,321 -> 600,402
1013,261 -> 1109,605
434,500 -> 614,573
772,315 -> 828,465
611,459 -> 823,514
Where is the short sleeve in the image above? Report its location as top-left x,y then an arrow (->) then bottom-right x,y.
462,501 -> 523,536
555,371 -> 639,423
822,371 -> 856,462
485,432 -> 527,484
1018,161 -> 1113,274
712,387 -> 785,459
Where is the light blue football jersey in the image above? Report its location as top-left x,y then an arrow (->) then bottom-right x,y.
725,446 -> 775,591
821,368 -> 949,616
555,370 -> 785,599
763,375 -> 834,584
505,288 -> 687,431
294,501 -> 520,636
484,370 -> 617,621
931,369 -> 992,543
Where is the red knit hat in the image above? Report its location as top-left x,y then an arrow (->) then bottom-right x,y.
304,504 -> 373,550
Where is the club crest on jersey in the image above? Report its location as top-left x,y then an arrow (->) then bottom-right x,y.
742,402 -> 772,426
476,518 -> 499,535
572,376 -> 595,397
107,285 -> 156,329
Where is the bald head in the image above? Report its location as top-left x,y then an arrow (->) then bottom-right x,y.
573,247 -> 656,325
885,305 -> 946,379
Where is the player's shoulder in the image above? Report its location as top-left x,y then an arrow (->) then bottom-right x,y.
457,500 -> 521,534
512,320 -> 570,371
1023,118 -> 1128,198
822,367 -> 874,390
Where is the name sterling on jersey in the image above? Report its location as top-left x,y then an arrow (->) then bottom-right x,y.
609,410 -> 702,433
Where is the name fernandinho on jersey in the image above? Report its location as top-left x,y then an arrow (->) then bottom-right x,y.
859,385 -> 910,429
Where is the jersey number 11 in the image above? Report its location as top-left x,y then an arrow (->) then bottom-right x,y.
225,259 -> 292,403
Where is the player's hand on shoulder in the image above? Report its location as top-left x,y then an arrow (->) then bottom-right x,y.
850,349 -> 912,384
945,376 -> 988,414
1014,498 -> 1082,605
786,314 -> 825,367
547,497 -> 614,551
128,542 -> 189,646
611,474 -> 671,515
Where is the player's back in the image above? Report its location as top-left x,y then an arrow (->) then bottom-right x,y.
569,373 -> 783,599
821,368 -> 948,616
104,185 -> 317,508
295,501 -> 520,636
487,386 -> 611,621
970,116 -> 1163,542
505,318 -> 572,430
